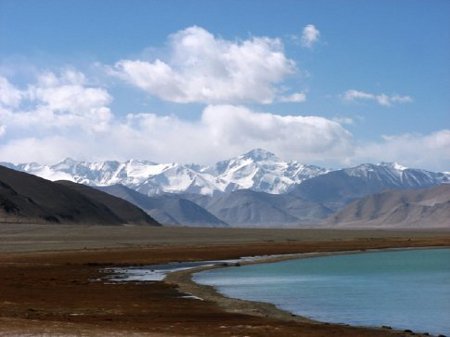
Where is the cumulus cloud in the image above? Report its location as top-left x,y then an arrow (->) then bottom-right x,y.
343,89 -> 412,106
353,130 -> 450,170
301,24 -> 320,48
28,71 -> 111,116
0,70 -> 113,136
0,72 -> 353,165
0,76 -> 22,108
1,71 -> 448,171
199,105 -> 353,162
146,105 -> 351,164
0,136 -> 85,163
110,26 -> 296,104
278,91 -> 307,103
333,117 -> 354,125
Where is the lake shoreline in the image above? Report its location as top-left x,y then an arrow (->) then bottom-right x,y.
166,246 -> 449,336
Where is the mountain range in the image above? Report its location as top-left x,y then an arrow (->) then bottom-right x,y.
289,162 -> 449,211
97,184 -> 227,227
326,184 -> 450,228
2,149 -> 449,227
0,165 -> 159,226
1,149 -> 329,196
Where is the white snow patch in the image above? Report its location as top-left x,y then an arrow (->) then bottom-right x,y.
31,167 -> 75,181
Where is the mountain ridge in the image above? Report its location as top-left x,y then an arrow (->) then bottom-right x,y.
289,163 -> 449,211
325,184 -> 450,228
3,149 -> 447,198
0,165 -> 160,226
97,184 -> 228,227
3,149 -> 449,228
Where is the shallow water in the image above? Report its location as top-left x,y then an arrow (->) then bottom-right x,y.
106,255 -> 275,282
194,248 -> 450,335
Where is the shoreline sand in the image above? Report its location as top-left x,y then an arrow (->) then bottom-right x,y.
1,225 -> 450,336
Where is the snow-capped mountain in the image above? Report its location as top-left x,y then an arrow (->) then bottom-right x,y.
344,162 -> 449,189
1,149 -> 328,196
290,161 -> 450,211
210,149 -> 329,194
2,149 -> 448,198
3,151 -> 449,228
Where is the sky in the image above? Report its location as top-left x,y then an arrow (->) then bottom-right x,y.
0,0 -> 449,170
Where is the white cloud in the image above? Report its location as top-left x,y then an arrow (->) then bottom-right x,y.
118,105 -> 353,165
333,117 -> 354,125
1,71 -> 448,172
199,105 -> 353,162
28,71 -> 111,115
110,26 -> 296,104
0,76 -> 22,108
0,136 -> 85,164
278,91 -> 307,103
301,24 -> 320,48
343,89 -> 412,106
0,70 -> 113,135
343,90 -> 373,101
390,95 -> 414,104
354,130 -> 450,170
0,78 -> 353,165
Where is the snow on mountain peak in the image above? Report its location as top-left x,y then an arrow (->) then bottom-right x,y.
6,149 -> 329,196
53,157 -> 78,169
342,161 -> 448,189
347,162 -> 409,177
208,149 -> 328,194
241,148 -> 279,162
14,149 -> 445,196
379,162 -> 408,171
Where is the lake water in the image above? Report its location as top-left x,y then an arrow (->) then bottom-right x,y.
194,248 -> 450,335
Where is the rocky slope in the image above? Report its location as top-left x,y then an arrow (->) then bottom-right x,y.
290,163 -> 449,211
181,190 -> 332,227
98,185 -> 228,227
326,184 -> 450,228
0,165 -> 159,226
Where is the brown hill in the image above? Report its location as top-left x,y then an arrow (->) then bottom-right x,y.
0,165 -> 159,226
326,184 -> 450,228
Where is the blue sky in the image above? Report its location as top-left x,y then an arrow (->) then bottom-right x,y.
0,0 -> 449,170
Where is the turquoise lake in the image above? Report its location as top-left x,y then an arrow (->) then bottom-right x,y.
194,248 -> 450,335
